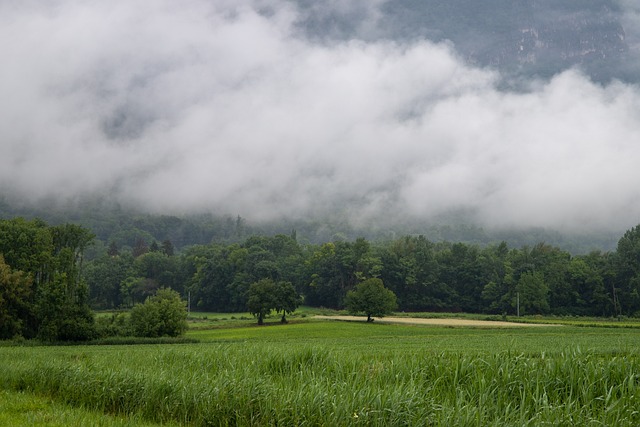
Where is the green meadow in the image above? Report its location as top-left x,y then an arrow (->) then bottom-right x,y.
2,318 -> 640,426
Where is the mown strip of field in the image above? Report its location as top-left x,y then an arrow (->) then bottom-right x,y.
313,315 -> 559,327
1,321 -> 640,426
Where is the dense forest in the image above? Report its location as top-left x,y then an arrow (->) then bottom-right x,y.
82,226 -> 639,318
0,218 -> 95,341
3,214 -> 640,341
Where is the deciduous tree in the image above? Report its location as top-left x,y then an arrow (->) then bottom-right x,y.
0,255 -> 32,339
274,281 -> 300,323
344,278 -> 397,322
247,278 -> 277,325
515,271 -> 549,315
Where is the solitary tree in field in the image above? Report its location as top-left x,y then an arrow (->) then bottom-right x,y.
247,278 -> 277,325
344,278 -> 397,322
247,279 -> 301,324
274,281 -> 300,323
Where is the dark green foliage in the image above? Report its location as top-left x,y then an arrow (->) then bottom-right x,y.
304,239 -> 381,308
0,218 -> 96,341
436,243 -> 486,312
107,241 -> 120,257
83,224 -> 640,318
614,225 -> 640,315
189,234 -> 304,313
344,278 -> 397,322
379,236 -> 438,311
84,241 -> 183,310
0,255 -> 32,339
166,229 -> 637,317
95,312 -> 132,338
192,244 -> 244,312
134,252 -> 179,292
0,217 -> 53,276
516,271 -> 550,315
129,288 -> 187,338
132,238 -> 148,258
35,272 -> 96,342
247,279 -> 278,325
8,213 -> 640,324
83,253 -> 134,309
274,281 -> 301,323
161,240 -> 174,256
247,279 -> 301,324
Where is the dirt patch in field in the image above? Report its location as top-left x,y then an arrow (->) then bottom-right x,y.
314,315 -> 556,327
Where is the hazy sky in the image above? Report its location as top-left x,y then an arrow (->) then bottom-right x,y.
1,0 -> 640,232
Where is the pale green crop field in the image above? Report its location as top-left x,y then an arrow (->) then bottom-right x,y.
2,320 -> 640,426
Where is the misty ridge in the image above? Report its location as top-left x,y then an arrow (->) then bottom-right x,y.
300,0 -> 634,83
1,0 -> 640,245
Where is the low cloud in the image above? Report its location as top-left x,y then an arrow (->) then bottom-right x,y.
1,0 -> 640,233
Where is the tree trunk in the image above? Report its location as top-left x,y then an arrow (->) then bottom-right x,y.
258,313 -> 264,325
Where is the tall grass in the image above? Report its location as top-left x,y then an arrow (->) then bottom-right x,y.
2,335 -> 640,426
0,389 -> 178,426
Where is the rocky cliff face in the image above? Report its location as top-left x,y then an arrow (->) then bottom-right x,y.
295,0 -> 631,83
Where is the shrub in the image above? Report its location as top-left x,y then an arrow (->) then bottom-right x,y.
129,288 -> 188,338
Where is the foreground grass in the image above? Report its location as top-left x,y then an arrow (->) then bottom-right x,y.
2,321 -> 640,426
0,389 -> 175,426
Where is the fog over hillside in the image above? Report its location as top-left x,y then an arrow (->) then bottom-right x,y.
298,0 -> 633,83
1,0 -> 640,235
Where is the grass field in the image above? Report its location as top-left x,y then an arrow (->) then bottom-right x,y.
0,389 -> 176,426
1,316 -> 640,426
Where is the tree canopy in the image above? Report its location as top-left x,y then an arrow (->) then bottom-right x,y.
344,278 -> 397,322
0,218 -> 96,341
246,278 -> 301,325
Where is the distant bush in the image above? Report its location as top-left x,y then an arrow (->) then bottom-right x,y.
129,288 -> 188,338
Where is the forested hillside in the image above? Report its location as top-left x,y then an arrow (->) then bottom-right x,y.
0,197 -> 621,255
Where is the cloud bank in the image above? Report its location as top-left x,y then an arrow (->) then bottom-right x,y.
1,0 -> 640,232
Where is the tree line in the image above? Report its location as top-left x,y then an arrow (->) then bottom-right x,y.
84,224 -> 640,318
4,217 -> 640,341
0,218 -> 95,340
